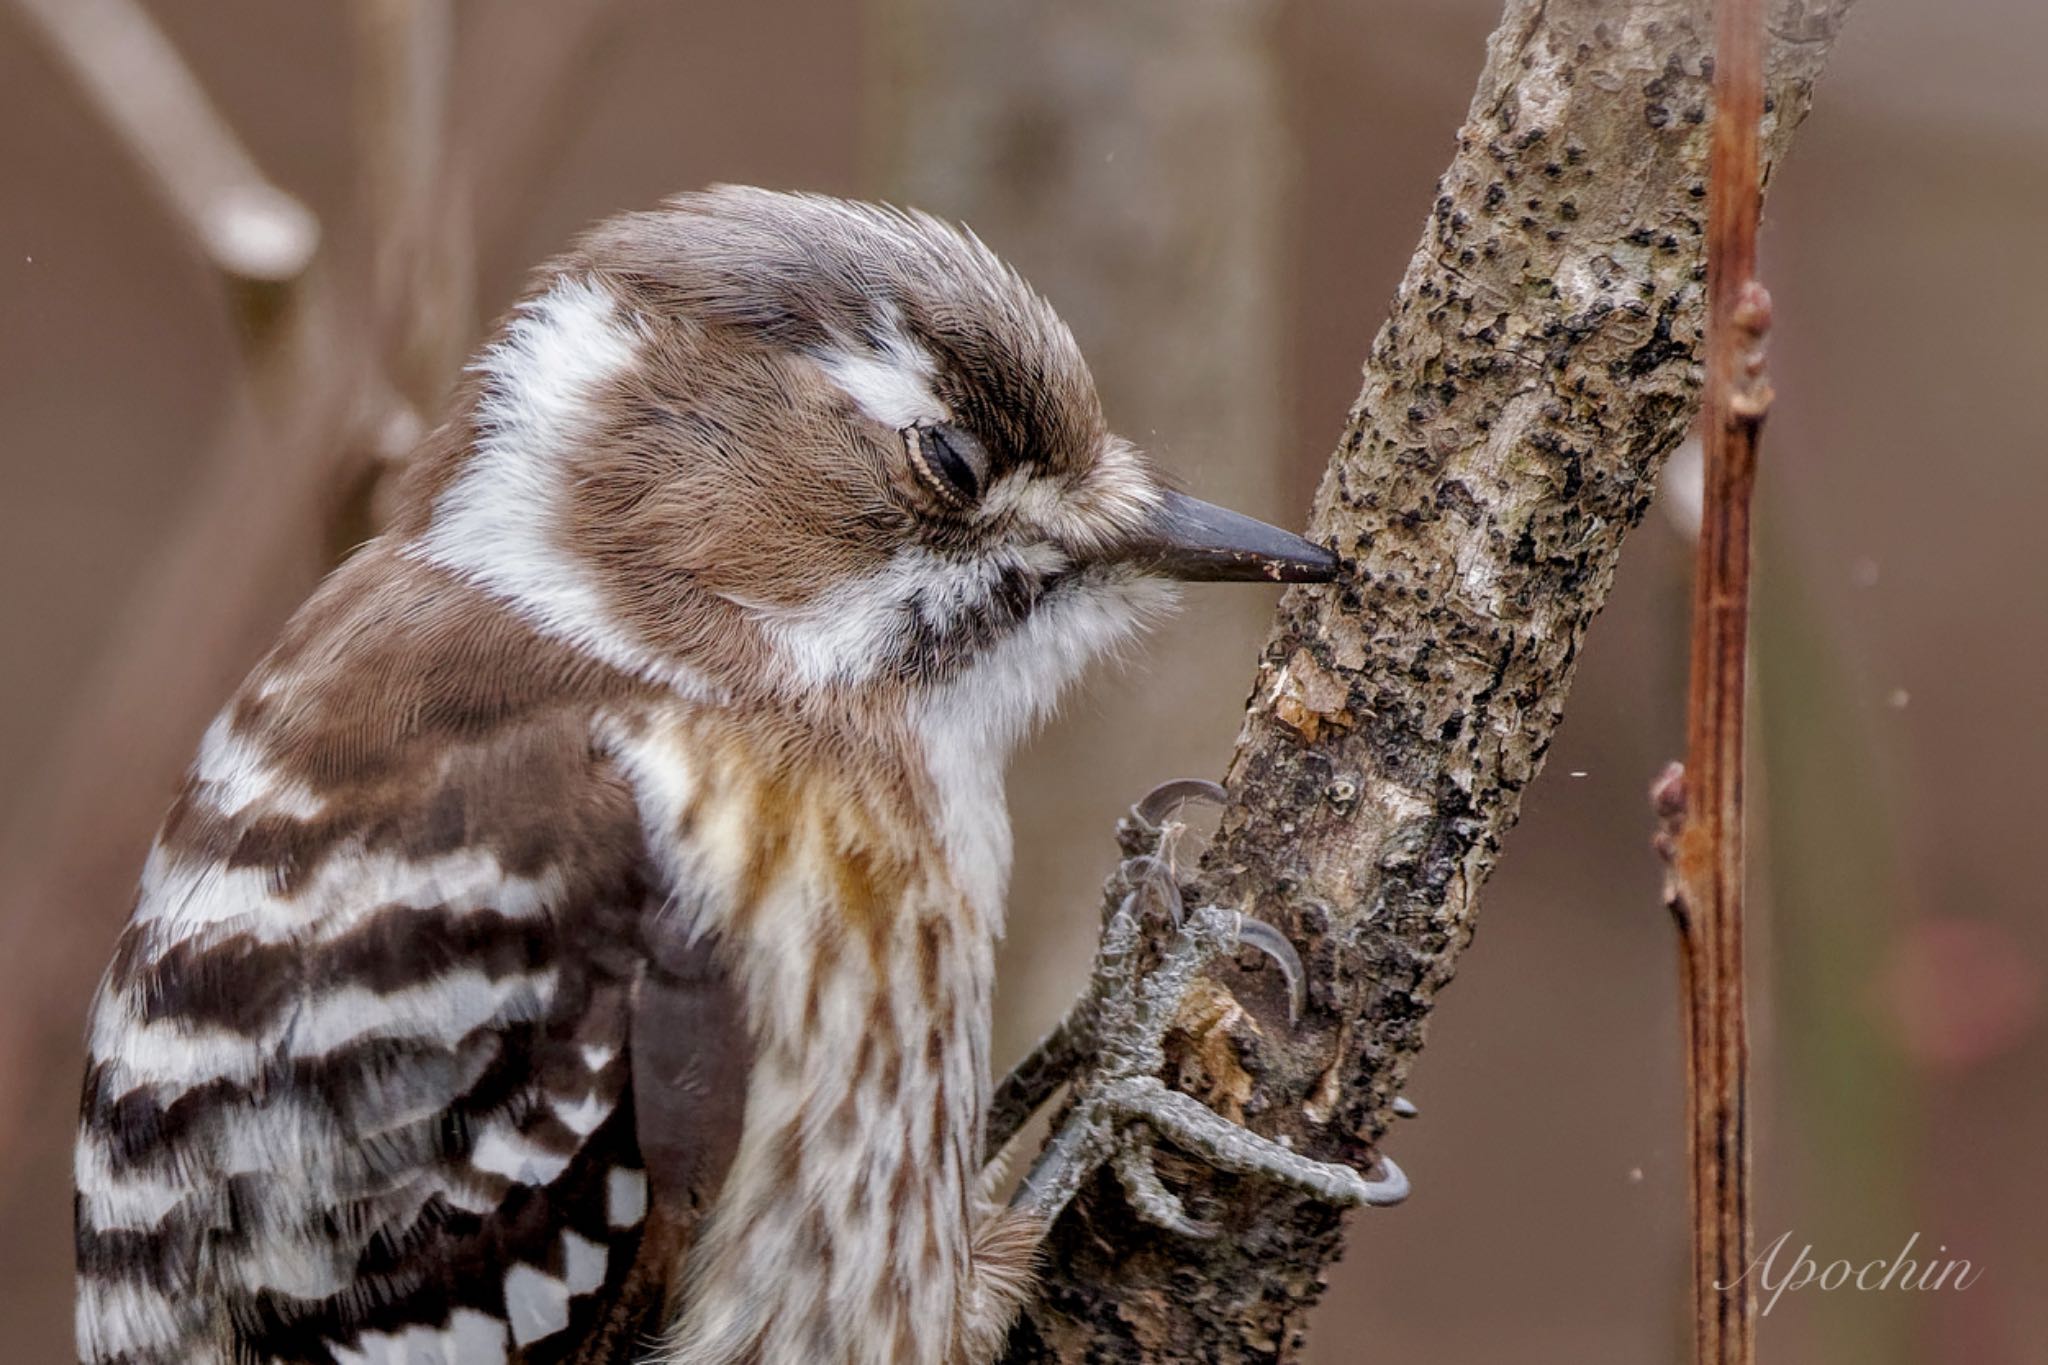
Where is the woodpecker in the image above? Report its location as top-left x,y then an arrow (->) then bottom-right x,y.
75,187 -> 1353,1365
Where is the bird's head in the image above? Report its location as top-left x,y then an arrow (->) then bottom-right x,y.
401,187 -> 1335,753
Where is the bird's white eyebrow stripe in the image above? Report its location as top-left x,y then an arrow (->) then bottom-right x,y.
812,313 -> 946,431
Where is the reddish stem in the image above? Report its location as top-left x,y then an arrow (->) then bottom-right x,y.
1660,0 -> 1775,1362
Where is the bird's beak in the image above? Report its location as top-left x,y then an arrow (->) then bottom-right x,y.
1121,488 -> 1340,583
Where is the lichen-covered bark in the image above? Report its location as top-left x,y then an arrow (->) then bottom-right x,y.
1011,2 -> 1852,1358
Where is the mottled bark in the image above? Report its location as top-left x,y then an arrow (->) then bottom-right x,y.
1012,2 -> 1852,1359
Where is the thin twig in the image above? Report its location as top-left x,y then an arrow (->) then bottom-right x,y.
1655,0 -> 1776,1361
9,0 -> 318,290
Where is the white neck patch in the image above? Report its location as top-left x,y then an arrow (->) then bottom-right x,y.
916,573 -> 1174,918
407,277 -> 715,700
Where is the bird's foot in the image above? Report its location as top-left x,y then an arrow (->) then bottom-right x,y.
1005,779 -> 1408,1234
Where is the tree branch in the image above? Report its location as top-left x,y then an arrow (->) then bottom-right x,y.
1655,0 -> 1775,1358
1012,2 -> 1850,1358
355,0 -> 466,416
8,0 -> 318,293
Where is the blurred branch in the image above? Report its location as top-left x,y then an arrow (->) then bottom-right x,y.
350,0 -> 467,534
0,0 -> 353,1177
8,0 -> 318,299
1010,2 -> 1851,1358
1653,0 -> 1773,1359
0,0 -> 459,1174
0,0 -> 636,1193
456,0 -> 632,279
357,0 -> 466,416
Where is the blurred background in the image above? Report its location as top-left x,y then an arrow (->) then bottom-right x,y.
3,0 -> 2042,1360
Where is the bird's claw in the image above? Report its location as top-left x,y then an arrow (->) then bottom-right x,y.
1014,1069 -> 1410,1232
1110,1127 -> 1221,1239
1007,776 -> 1407,1234
1131,777 -> 1228,829
1231,913 -> 1306,1023
1100,1077 -> 1410,1215
1118,850 -> 1304,1022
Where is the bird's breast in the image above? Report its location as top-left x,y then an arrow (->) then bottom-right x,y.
610,705 -> 1005,1364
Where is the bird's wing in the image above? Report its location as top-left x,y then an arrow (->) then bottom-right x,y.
76,687 -> 747,1365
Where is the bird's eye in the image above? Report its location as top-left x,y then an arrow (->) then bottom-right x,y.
904,423 -> 988,511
